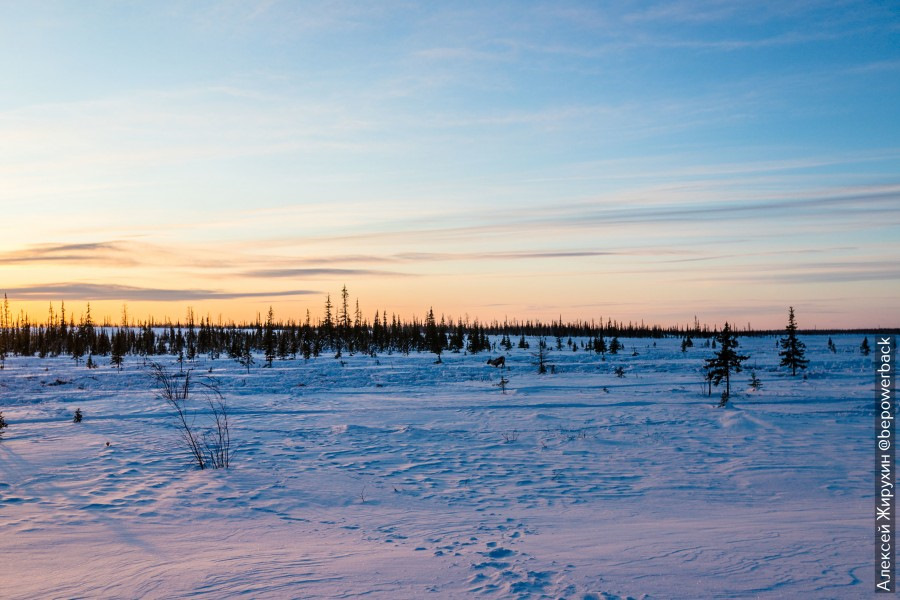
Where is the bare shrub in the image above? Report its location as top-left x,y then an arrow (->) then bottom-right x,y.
150,362 -> 232,470
201,379 -> 231,469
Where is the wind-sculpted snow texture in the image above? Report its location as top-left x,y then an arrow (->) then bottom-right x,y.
0,335 -> 872,598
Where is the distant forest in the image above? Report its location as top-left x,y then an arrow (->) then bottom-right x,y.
0,288 -> 896,365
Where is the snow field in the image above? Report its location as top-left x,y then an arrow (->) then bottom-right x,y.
0,335 -> 876,598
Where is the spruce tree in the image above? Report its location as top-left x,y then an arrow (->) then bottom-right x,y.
339,285 -> 350,349
861,337 -> 871,356
71,334 -> 85,366
532,337 -> 550,374
0,294 -> 9,369
424,308 -> 443,363
323,295 -> 335,350
704,322 -> 748,406
239,338 -> 255,373
594,335 -> 607,357
81,302 -> 96,357
185,308 -> 197,363
277,330 -> 290,360
609,336 -> 621,354
263,306 -> 276,367
778,307 -> 809,376
110,330 -> 126,371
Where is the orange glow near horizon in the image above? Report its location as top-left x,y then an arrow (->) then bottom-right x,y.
3,279 -> 896,331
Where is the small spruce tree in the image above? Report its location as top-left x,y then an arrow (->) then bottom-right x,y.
424,308 -> 443,363
778,307 -> 809,376
532,337 -> 550,374
704,322 -> 749,407
110,331 -> 126,371
749,371 -> 762,391
609,336 -> 621,354
263,306 -> 276,367
861,337 -> 871,356
239,338 -> 255,373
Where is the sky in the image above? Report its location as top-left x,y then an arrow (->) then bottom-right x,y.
2,0 -> 899,329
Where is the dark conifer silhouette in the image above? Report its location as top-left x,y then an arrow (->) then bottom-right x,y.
110,329 -> 126,371
424,308 -> 444,363
594,334 -> 607,357
609,336 -> 622,354
704,322 -> 749,407
532,337 -> 550,374
263,306 -> 276,367
778,307 -> 809,376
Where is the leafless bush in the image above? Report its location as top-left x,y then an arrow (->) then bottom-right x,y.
200,379 -> 231,469
150,362 -> 232,470
502,430 -> 519,443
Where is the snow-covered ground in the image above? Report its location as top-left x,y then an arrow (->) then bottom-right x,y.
0,335 -> 875,598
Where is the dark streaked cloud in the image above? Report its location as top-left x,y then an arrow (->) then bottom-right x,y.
688,262 -> 900,285
0,241 -> 137,266
661,245 -> 859,264
1,283 -> 317,302
393,250 -> 616,262
567,187 -> 900,227
239,267 -> 415,278
278,254 -> 400,265
746,267 -> 900,285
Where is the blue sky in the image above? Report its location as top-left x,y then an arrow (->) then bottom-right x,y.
2,1 -> 899,328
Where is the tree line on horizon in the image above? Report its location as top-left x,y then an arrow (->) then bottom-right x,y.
0,287 -> 708,367
0,288 -> 892,370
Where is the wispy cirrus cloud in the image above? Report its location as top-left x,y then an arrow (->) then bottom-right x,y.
0,241 -> 137,266
251,184 -> 900,247
239,267 -> 414,278
392,250 -> 616,262
715,265 -> 900,285
0,283 -> 317,302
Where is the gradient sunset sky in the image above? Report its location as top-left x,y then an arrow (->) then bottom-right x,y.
2,1 -> 899,329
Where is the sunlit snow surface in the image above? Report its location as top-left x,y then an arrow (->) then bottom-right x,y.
0,335 -> 873,598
